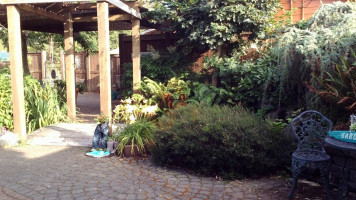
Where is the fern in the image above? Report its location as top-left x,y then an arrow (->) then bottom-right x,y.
306,53 -> 356,113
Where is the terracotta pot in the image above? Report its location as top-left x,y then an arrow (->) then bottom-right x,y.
123,145 -> 140,157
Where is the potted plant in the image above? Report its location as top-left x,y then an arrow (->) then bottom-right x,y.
350,114 -> 356,132
113,119 -> 156,157
350,124 -> 356,132
94,112 -> 109,124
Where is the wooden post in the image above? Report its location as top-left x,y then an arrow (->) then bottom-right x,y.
21,32 -> 30,75
86,54 -> 91,92
97,2 -> 112,126
41,50 -> 46,80
60,50 -> 65,80
132,8 -> 141,93
7,5 -> 26,139
64,12 -> 76,120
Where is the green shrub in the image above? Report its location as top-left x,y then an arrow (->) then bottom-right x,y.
203,51 -> 278,110
112,119 -> 156,156
0,67 -> 69,133
24,77 -> 69,133
0,68 -> 13,130
120,47 -> 192,99
151,104 -> 294,179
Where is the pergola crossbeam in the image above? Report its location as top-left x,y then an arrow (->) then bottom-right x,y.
73,14 -> 131,22
1,0 -> 141,19
107,0 -> 141,19
18,4 -> 66,22
1,0 -> 96,4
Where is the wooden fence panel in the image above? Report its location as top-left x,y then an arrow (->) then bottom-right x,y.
277,0 -> 346,23
26,52 -> 119,93
28,53 -> 42,80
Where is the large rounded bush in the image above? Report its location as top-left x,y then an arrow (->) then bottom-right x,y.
151,104 -> 294,179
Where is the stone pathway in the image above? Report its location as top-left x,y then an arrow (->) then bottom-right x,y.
2,92 -> 354,199
0,145 -> 335,200
26,123 -> 95,147
76,92 -> 101,123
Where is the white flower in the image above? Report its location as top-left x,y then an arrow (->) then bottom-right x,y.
124,98 -> 132,104
126,105 -> 136,113
142,105 -> 158,115
129,114 -> 136,124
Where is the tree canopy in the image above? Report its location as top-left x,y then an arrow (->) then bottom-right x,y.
145,0 -> 280,54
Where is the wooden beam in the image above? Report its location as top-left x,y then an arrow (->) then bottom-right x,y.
18,4 -> 66,22
7,5 -> 27,139
123,1 -> 142,8
73,14 -> 131,22
64,12 -> 76,121
132,9 -> 140,93
0,0 -> 141,18
97,2 -> 112,127
1,0 -> 94,4
107,0 -> 141,19
44,3 -> 56,10
73,3 -> 117,10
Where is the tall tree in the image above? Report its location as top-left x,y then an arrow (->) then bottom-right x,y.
145,0 -> 280,85
146,0 -> 280,55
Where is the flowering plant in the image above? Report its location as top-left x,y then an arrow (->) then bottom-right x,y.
94,112 -> 109,124
113,94 -> 158,124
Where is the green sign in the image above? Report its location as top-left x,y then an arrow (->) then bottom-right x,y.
328,131 -> 356,144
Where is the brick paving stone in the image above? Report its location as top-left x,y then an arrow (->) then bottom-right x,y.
2,145 -> 356,200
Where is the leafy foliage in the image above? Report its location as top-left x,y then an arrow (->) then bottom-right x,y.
272,2 -> 356,108
190,82 -> 234,106
146,0 -> 280,53
0,68 -> 13,130
24,78 -> 69,133
0,67 -> 69,133
120,47 -> 192,98
94,112 -> 109,124
306,53 -> 356,114
151,104 -> 294,179
198,51 -> 278,110
138,77 -> 191,111
112,119 -> 156,156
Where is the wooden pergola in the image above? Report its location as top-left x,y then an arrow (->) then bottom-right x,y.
0,0 -> 142,139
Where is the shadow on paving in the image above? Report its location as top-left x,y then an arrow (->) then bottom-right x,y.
76,92 -> 101,124
0,145 -> 354,199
